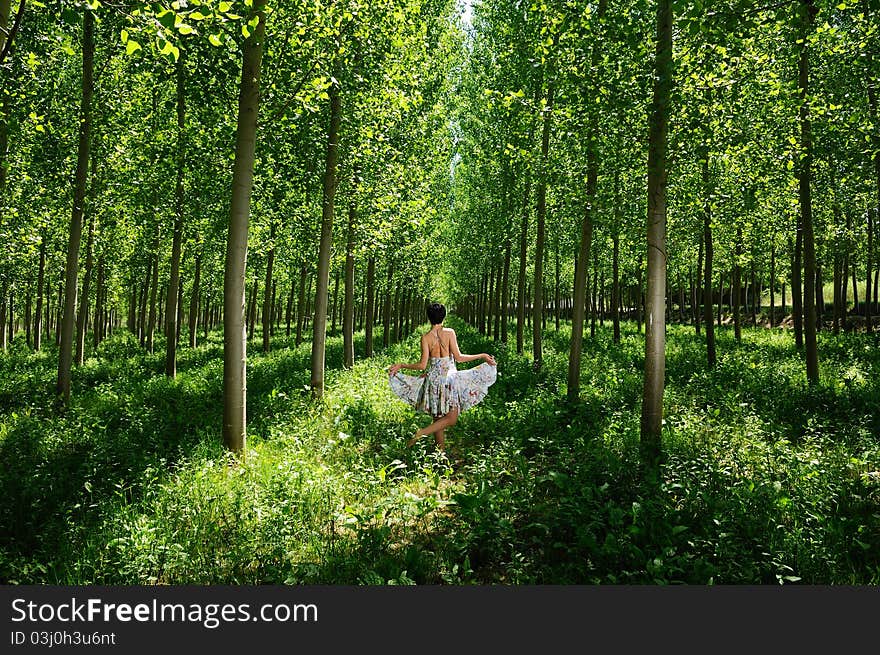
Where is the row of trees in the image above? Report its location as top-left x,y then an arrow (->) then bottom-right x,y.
446,0 -> 878,461
0,0 -> 466,452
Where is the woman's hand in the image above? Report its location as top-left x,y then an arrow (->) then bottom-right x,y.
483,354 -> 497,366
388,363 -> 403,376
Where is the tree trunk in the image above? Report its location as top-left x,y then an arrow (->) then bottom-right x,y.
516,178 -> 531,355
733,225 -> 742,342
93,257 -> 104,348
770,240 -> 777,327
35,235 -> 45,351
147,229 -> 160,353
56,7 -> 94,404
695,231 -> 703,335
798,0 -> 819,383
566,148 -> 597,402
331,268 -> 340,336
165,49 -> 186,379
248,278 -> 258,341
532,83 -> 554,370
188,253 -> 201,348
383,262 -> 393,347
222,0 -> 266,453
75,206 -> 96,366
343,203 -> 356,368
867,209 -> 874,332
792,229 -> 804,349
262,225 -> 275,353
641,0 -> 672,464
365,256 -> 375,357
501,239 -> 511,343
296,265 -> 307,346
310,69 -> 342,399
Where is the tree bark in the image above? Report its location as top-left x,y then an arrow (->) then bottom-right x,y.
733,225 -> 742,342
798,0 -> 819,383
222,0 -> 266,453
35,235 -> 45,351
343,202 -> 356,368
501,239 -> 511,343
516,178 -> 531,355
165,49 -> 186,379
75,206 -> 96,365
56,7 -> 95,404
188,253 -> 201,348
147,228 -> 160,354
365,255 -> 376,357
792,229 -> 804,349
310,68 -> 341,399
262,224 -> 275,353
641,0 -> 672,463
532,83 -> 554,370
567,147 -> 597,402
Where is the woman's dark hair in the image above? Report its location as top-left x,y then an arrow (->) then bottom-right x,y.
426,302 -> 446,325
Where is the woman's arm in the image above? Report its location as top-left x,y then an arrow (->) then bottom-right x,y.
449,329 -> 496,366
388,335 -> 430,376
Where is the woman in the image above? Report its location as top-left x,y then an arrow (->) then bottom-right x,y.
388,302 -> 497,450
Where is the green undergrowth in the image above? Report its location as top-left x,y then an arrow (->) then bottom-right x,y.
0,319 -> 878,584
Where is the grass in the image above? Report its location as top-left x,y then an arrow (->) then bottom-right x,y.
0,318 -> 878,584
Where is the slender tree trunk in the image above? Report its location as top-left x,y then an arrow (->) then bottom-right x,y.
248,278 -> 258,341
0,2 -> 9,353
343,203 -> 356,368
165,49 -> 186,379
733,225 -> 742,342
147,229 -> 160,353
815,261 -> 824,330
262,224 -> 275,353
75,207 -> 96,365
798,0 -> 819,383
792,229 -> 804,349
554,236 -> 560,333
494,261 -> 503,340
365,256 -> 375,357
56,7 -> 95,404
532,84 -> 554,370
695,233 -> 703,335
640,0 -> 672,465
501,239 -> 511,343
310,70 -> 341,398
188,254 -> 201,348
867,209 -> 874,332
769,240 -> 776,327
383,263 -> 393,347
330,268 -> 340,336
516,178 -> 531,354
222,0 -> 266,453
567,148 -> 597,402
35,235 -> 45,351
296,265 -> 306,346
93,257 -> 104,348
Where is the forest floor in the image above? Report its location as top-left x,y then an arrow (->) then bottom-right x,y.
1,319 -> 878,584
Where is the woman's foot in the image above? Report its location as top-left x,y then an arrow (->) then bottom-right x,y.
407,429 -> 423,447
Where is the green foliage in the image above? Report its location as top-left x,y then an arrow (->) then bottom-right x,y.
1,320 -> 877,584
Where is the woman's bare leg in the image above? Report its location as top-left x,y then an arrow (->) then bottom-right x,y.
408,408 -> 459,447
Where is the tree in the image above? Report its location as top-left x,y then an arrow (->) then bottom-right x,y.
223,0 -> 267,454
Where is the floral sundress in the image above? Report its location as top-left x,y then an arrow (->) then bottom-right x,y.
388,331 -> 497,417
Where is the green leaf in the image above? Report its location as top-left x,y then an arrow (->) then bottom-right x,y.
125,39 -> 142,55
208,33 -> 222,46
